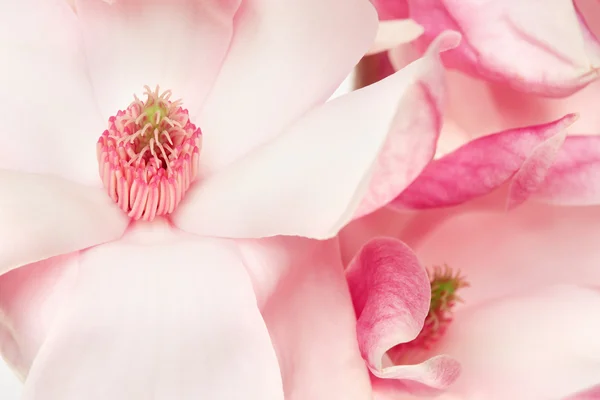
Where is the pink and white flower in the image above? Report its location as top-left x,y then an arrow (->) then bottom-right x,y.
0,0 -> 465,399
340,189 -> 600,399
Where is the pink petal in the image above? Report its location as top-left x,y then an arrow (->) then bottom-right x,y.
240,237 -> 373,400
22,221 -> 283,400
566,384 -> 600,400
198,0 -> 378,173
392,114 -> 577,209
372,0 -> 410,20
441,70 -> 600,148
346,237 -> 460,393
0,0 -> 104,185
407,0 -> 600,96
533,135 -> 600,205
0,254 -> 78,379
75,0 -> 240,119
438,285 -> 600,399
414,202 -> 600,309
172,32 -> 459,239
0,170 -> 128,275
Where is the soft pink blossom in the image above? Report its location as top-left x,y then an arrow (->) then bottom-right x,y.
363,1 -> 600,210
340,187 -> 600,399
0,1 -> 468,399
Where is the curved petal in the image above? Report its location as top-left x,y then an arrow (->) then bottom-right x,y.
75,0 -> 241,119
0,0 -> 104,185
239,237 -> 372,400
0,255 -> 78,379
0,170 -> 128,275
198,0 -> 378,173
439,285 -> 600,399
392,114 -> 576,209
22,221 -> 283,400
346,237 -> 460,394
408,0 -> 600,96
173,32 -> 459,239
413,202 -> 600,308
533,135 -> 600,205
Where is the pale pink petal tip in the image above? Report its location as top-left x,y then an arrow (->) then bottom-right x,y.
368,20 -> 425,55
346,237 -> 460,394
392,114 -> 578,210
432,30 -> 461,53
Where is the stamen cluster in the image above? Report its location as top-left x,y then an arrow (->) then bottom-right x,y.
97,86 -> 201,220
390,265 -> 468,361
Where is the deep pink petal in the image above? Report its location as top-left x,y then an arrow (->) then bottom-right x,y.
0,171 -> 128,275
346,237 -> 460,393
566,384 -> 600,400
0,255 -> 78,379
392,114 -> 577,209
75,0 -> 240,119
22,221 -> 283,400
408,0 -> 600,96
239,237 -> 372,400
173,32 -> 459,239
438,285 -> 600,399
198,0 -> 378,173
0,0 -> 104,185
372,0 -> 410,20
533,135 -> 600,205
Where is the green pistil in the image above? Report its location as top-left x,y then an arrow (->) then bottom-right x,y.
428,265 -> 468,314
145,103 -> 167,127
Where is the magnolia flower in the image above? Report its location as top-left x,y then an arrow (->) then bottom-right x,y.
372,0 -> 600,96
361,1 -> 600,209
340,188 -> 600,399
0,0 -> 471,399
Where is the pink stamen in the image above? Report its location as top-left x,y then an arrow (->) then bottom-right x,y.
97,86 -> 202,221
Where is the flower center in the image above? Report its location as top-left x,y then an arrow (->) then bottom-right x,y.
97,86 -> 201,221
389,265 -> 468,362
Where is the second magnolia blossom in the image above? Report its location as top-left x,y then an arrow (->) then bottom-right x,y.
372,0 -> 600,95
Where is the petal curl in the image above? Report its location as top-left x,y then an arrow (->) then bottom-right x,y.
198,0 -> 378,172
346,237 -> 460,394
22,222 -> 283,400
0,0 -> 104,185
239,237 -> 372,400
392,114 -> 577,209
533,135 -> 600,205
0,170 -> 128,275
439,285 -> 600,399
407,0 -> 600,96
173,32 -> 459,239
75,0 -> 241,119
